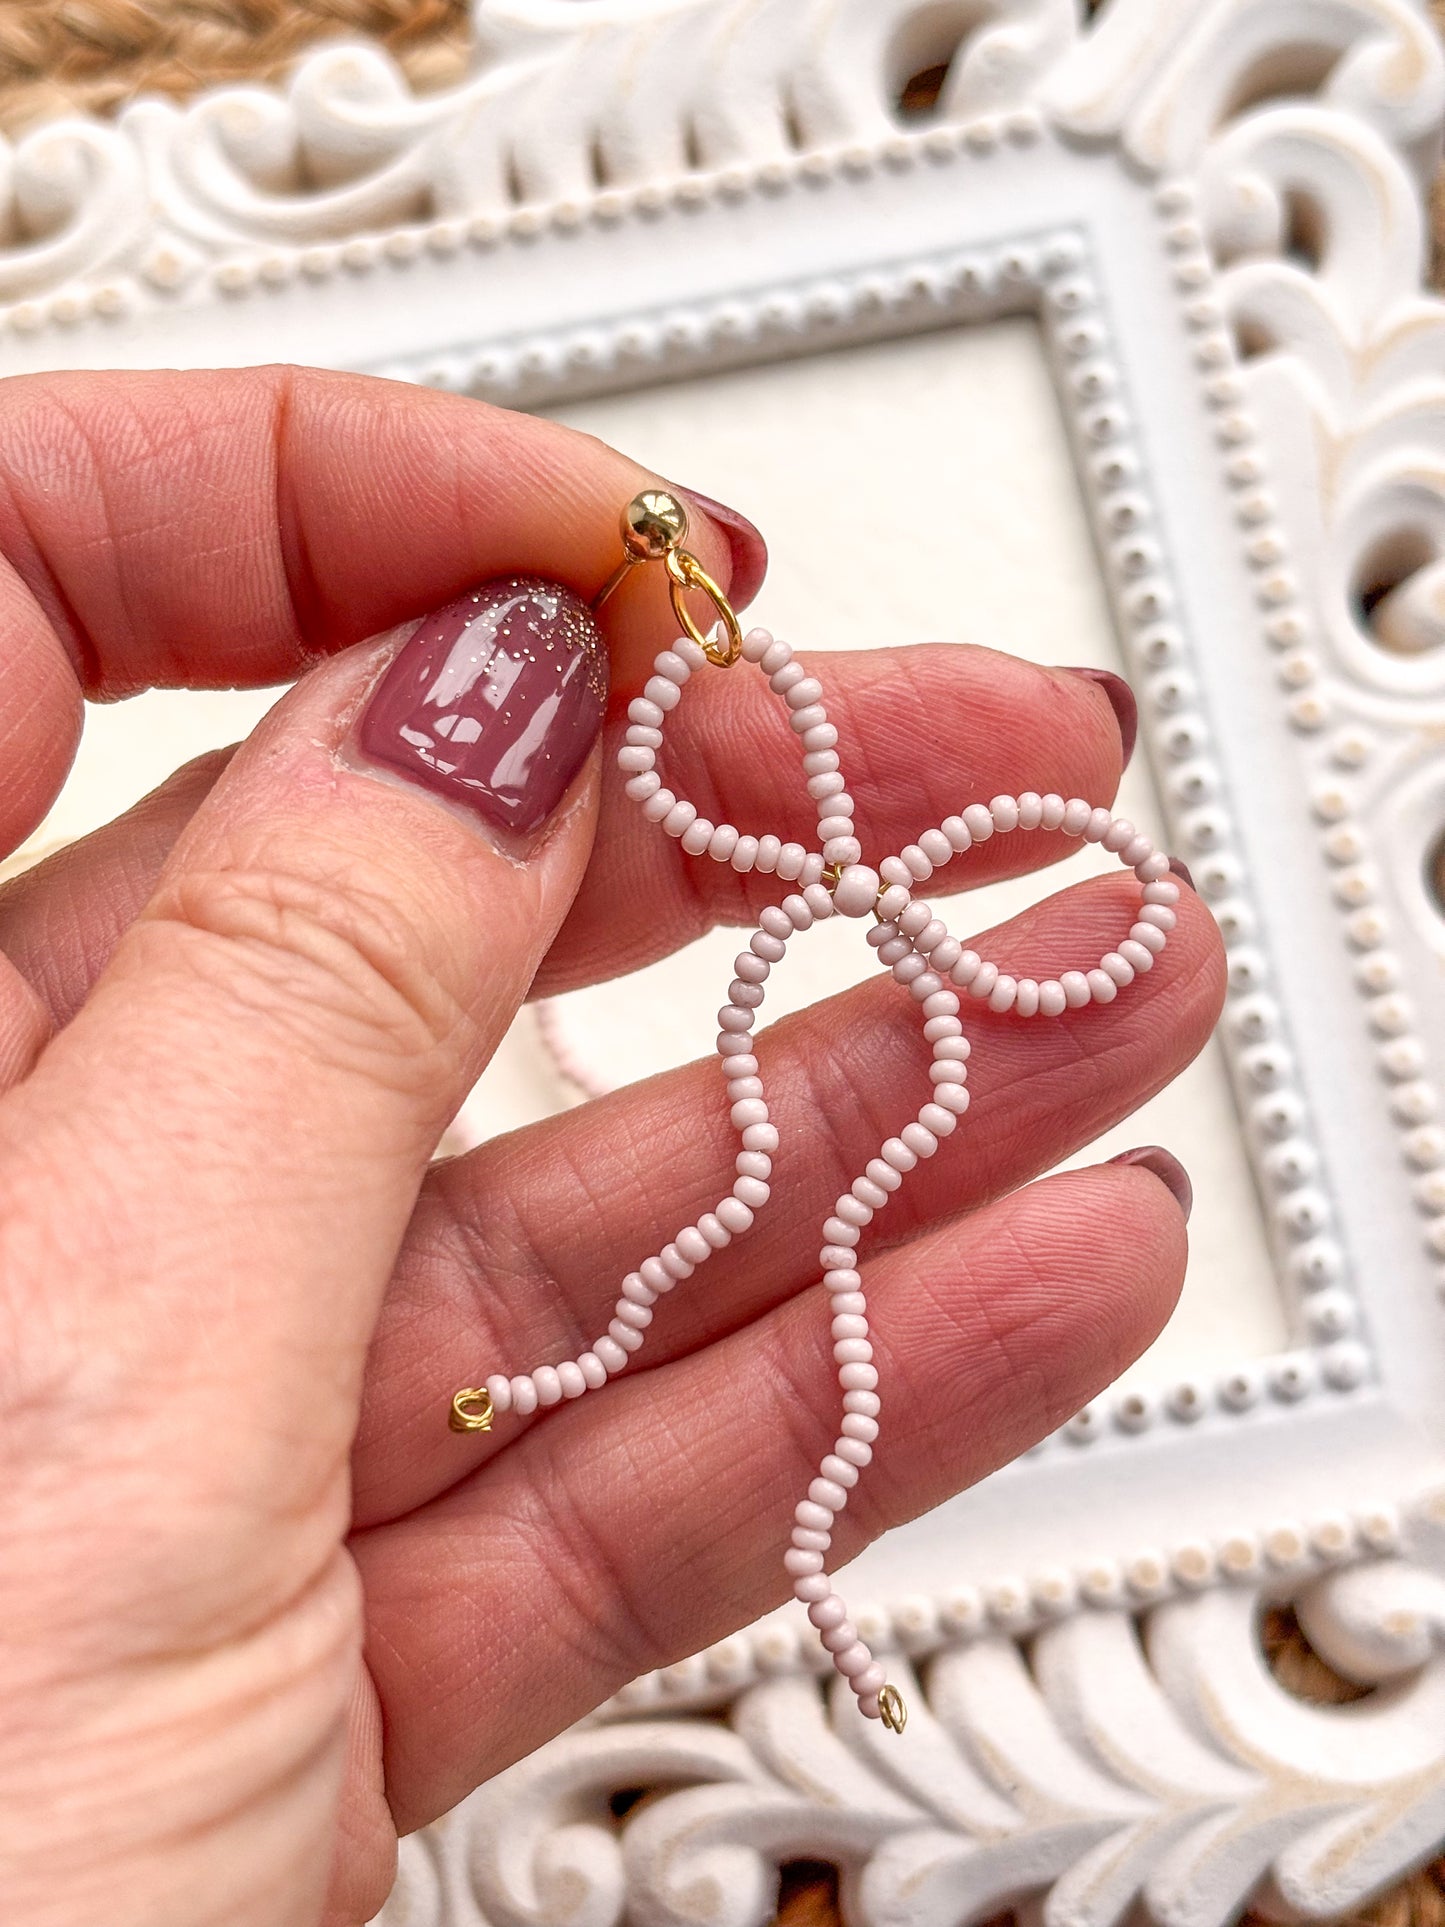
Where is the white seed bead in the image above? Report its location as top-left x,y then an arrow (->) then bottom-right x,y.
866,1158 -> 902,1192
990,795 -> 1020,832
731,835 -> 759,871
641,786 -> 676,822
653,649 -> 692,684
663,799 -> 697,838
794,1571 -> 831,1602
485,1373 -> 512,1414
756,835 -> 782,873
1120,939 -> 1155,972
533,1365 -> 563,1406
625,721 -> 662,747
786,675 -> 823,708
578,1352 -> 608,1390
809,1594 -> 848,1630
785,1547 -> 824,1575
942,815 -> 971,851
618,745 -> 655,772
793,1525 -> 831,1552
716,1197 -> 754,1233
760,640 -> 792,675
1131,922 -> 1167,954
1101,952 -> 1134,986
796,1500 -> 833,1533
614,1298 -> 652,1331
844,1389 -> 881,1415
902,1122 -> 938,1157
770,658 -> 804,693
594,1336 -> 628,1373
640,1258 -> 673,1295
1039,980 -> 1068,1015
643,676 -> 681,711
734,1175 -> 771,1208
877,884 -> 911,921
841,1412 -> 879,1443
557,1361 -> 587,1399
625,771 -> 662,802
1088,969 -> 1119,1004
608,1320 -> 644,1352
852,1662 -> 887,1702
741,626 -> 774,662
919,827 -> 953,865
968,960 -> 999,1000
681,817 -> 713,854
621,1272 -> 656,1305
810,1475 -> 849,1510
932,1083 -> 970,1114
834,1642 -> 874,1680
1015,979 -> 1041,1017
820,1453 -> 859,1488
628,696 -> 665,730
833,864 -> 881,917
1040,793 -> 1066,828
920,1103 -> 958,1137
1017,792 -> 1043,829
963,804 -> 994,841
988,974 -> 1017,1012
1061,970 -> 1091,1007
510,1375 -> 538,1416
803,748 -> 840,775
1144,879 -> 1181,906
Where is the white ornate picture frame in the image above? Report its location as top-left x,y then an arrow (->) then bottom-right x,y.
6,2 -> 1445,1922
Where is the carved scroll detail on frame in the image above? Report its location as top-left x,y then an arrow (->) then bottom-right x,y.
378,1505 -> 1445,1927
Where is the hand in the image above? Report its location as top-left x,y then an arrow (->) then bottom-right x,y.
0,367 -> 1224,1926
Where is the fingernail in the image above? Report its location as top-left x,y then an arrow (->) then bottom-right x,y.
1107,1145 -> 1192,1222
669,485 -> 768,610
355,575 -> 607,837
1169,857 -> 1196,891
1058,666 -> 1138,768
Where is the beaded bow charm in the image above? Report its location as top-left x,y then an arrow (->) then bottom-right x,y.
448,492 -> 1180,1732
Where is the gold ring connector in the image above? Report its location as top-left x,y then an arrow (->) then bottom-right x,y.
593,489 -> 743,668
449,1386 -> 494,1433
878,1684 -> 908,1734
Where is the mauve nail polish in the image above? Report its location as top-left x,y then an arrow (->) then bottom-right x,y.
357,576 -> 608,837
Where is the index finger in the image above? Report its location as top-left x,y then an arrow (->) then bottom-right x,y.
0,365 -> 744,849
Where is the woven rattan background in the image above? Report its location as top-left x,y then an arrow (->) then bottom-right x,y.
0,4 -> 1439,1926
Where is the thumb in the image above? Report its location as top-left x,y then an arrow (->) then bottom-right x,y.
1,575 -> 605,1636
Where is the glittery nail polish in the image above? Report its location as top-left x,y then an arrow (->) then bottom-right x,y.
356,575 -> 607,836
